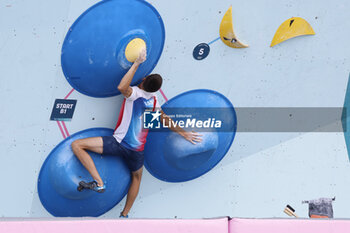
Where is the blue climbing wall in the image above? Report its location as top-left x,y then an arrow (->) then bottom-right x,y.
1,0 -> 350,218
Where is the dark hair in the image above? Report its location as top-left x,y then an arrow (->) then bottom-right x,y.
143,74 -> 163,92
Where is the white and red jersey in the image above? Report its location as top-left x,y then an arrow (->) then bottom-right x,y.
113,86 -> 160,151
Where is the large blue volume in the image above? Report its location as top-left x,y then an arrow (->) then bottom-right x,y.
38,128 -> 131,217
61,0 -> 165,97
144,89 -> 237,182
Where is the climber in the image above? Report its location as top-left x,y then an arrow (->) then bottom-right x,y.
71,49 -> 202,217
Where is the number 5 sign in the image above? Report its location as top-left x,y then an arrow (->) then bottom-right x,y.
193,43 -> 210,60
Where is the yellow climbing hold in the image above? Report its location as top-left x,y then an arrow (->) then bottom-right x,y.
219,6 -> 248,48
125,38 -> 146,62
270,17 -> 315,47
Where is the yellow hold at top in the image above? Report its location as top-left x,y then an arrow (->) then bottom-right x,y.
270,17 -> 315,47
219,6 -> 248,48
125,38 -> 146,62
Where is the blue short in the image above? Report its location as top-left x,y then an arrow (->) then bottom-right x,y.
102,136 -> 144,172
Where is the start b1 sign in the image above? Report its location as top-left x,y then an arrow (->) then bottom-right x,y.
50,99 -> 77,121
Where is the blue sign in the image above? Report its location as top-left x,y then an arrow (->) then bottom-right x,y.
50,99 -> 77,121
193,43 -> 210,60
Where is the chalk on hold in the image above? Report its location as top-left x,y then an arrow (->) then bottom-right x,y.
164,131 -> 219,170
270,17 -> 315,47
219,6 -> 248,48
125,38 -> 146,62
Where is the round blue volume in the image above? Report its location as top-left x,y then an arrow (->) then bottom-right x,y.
61,0 -> 165,97
144,89 -> 237,182
38,128 -> 131,217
